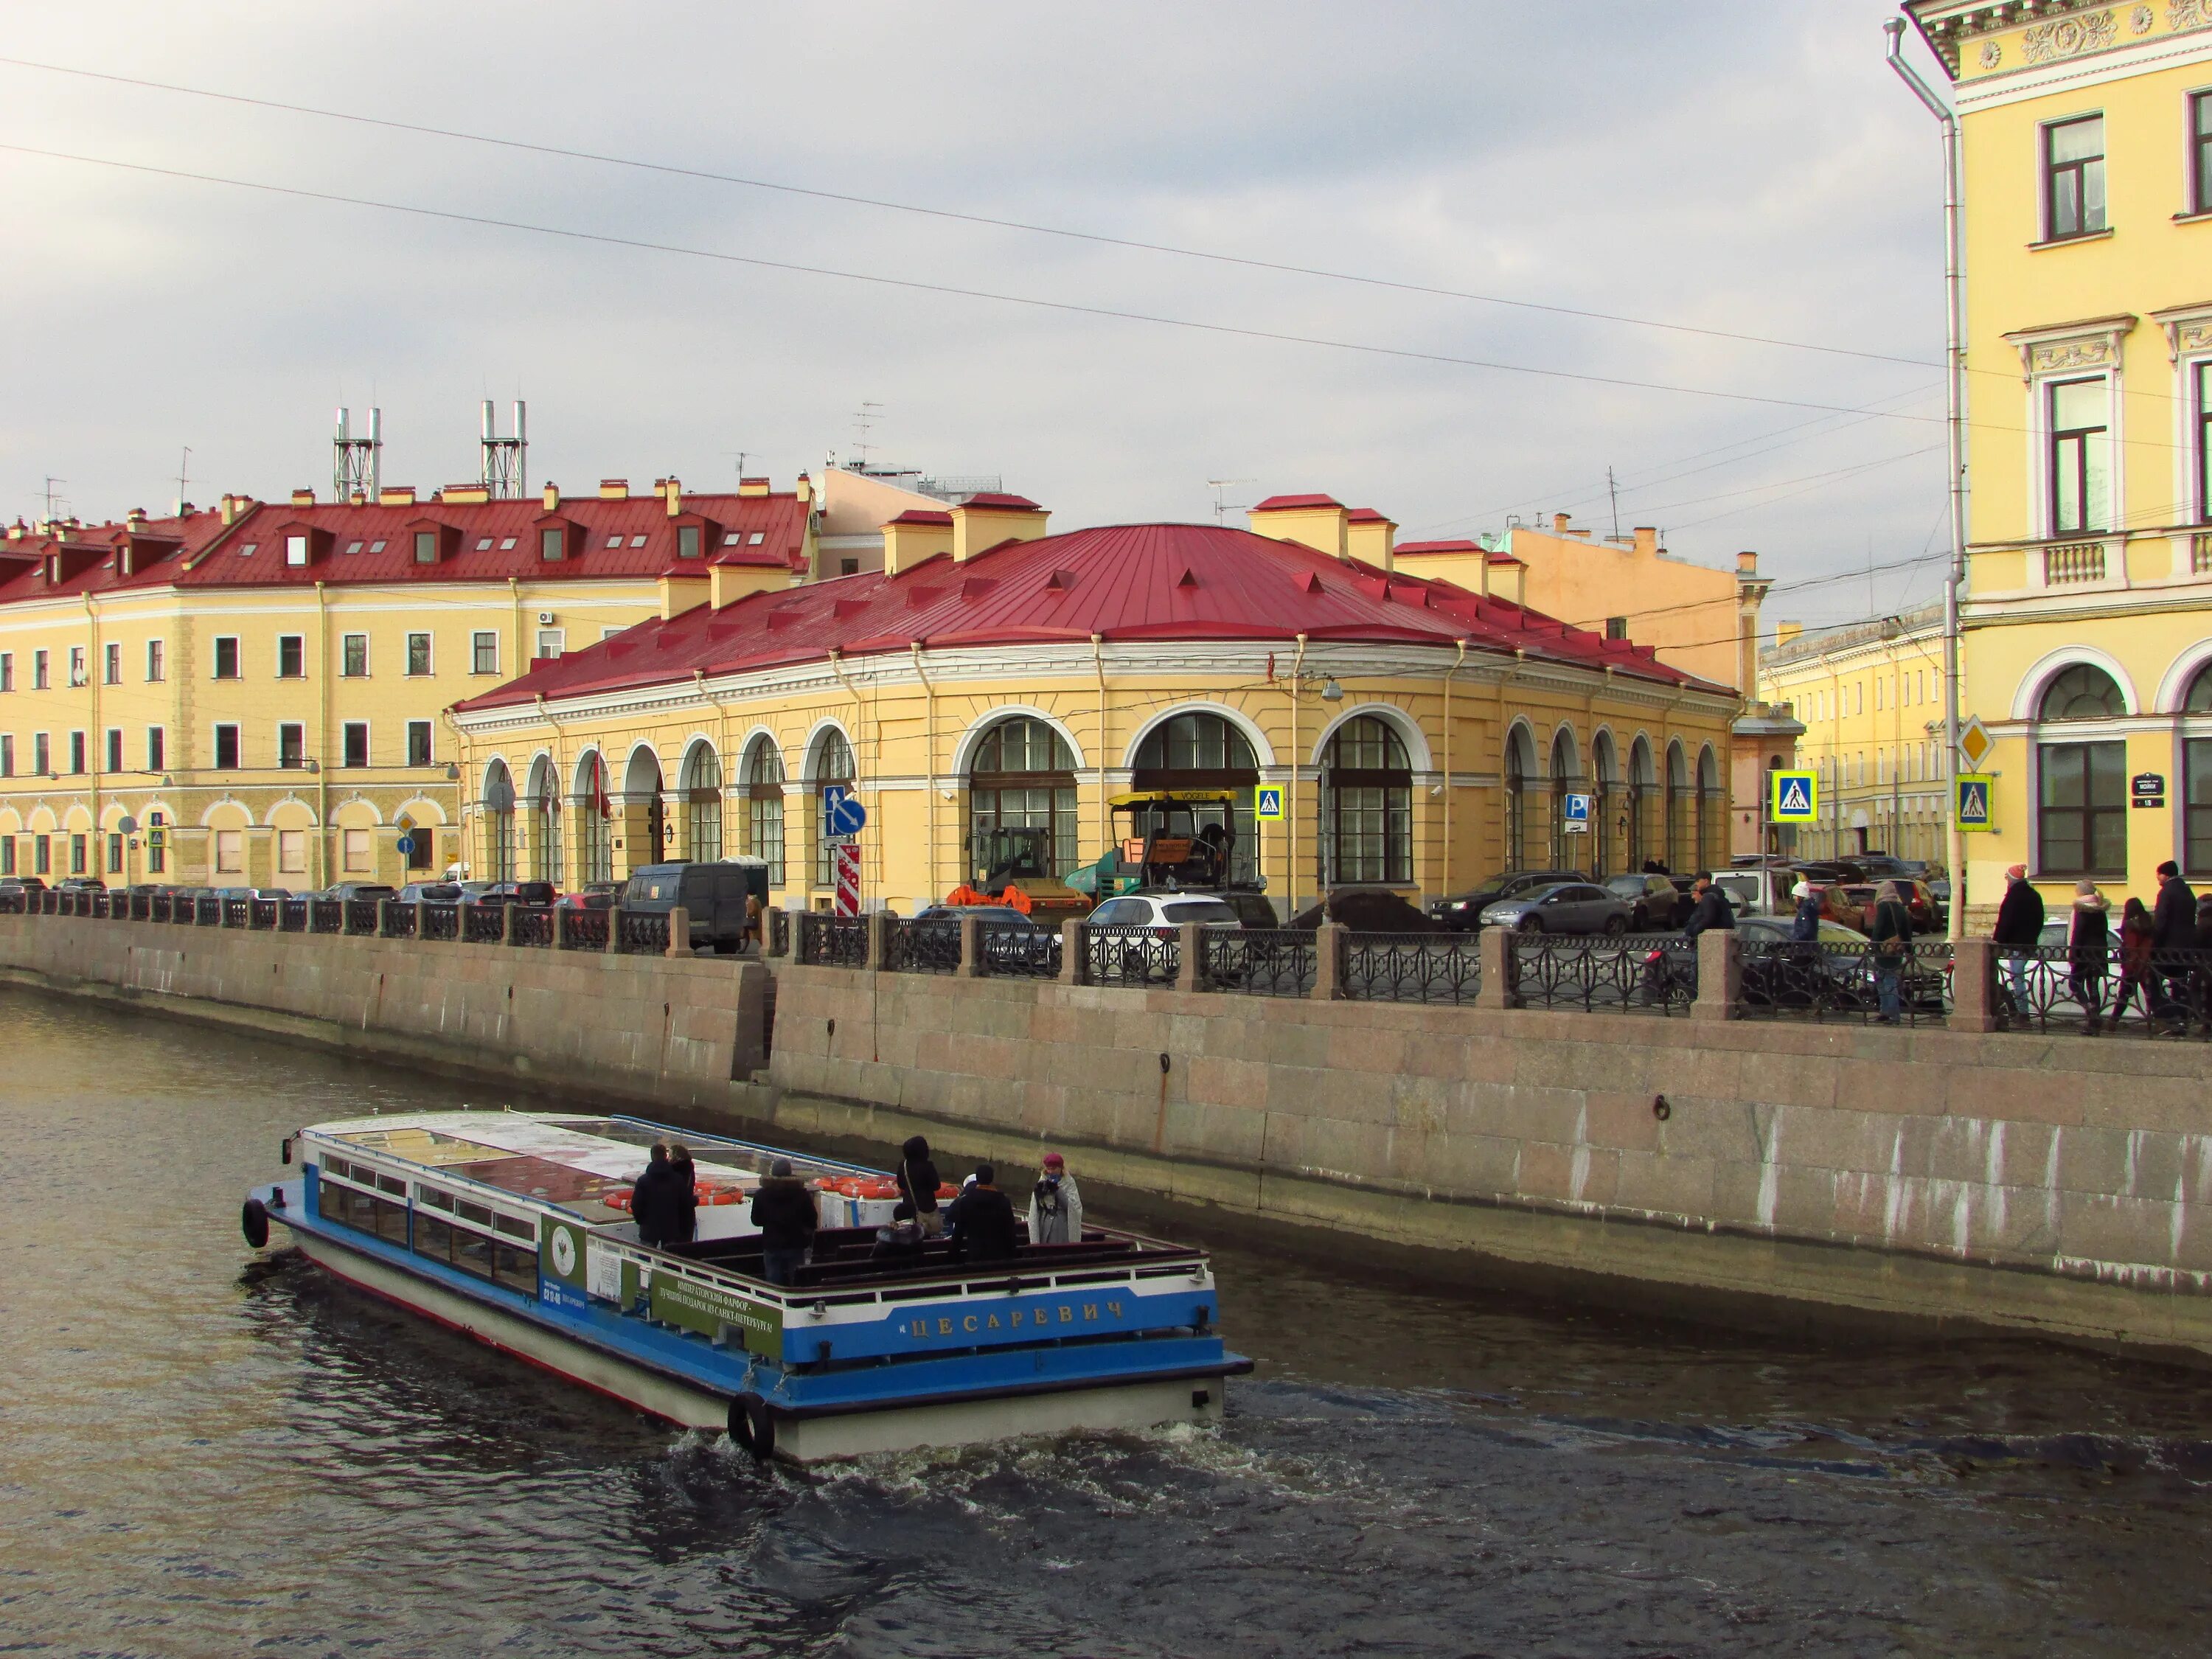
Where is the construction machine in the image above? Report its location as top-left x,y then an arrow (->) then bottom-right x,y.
1065,789 -> 1263,900
942,826 -> 1093,922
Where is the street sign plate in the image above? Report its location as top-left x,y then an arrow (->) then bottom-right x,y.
1562,791 -> 1592,823
2132,772 -> 2166,799
822,786 -> 867,838
117,815 -> 139,835
395,835 -> 416,855
1769,769 -> 1818,823
1254,785 -> 1285,821
1958,715 -> 1994,771
1955,773 -> 1994,832
2131,796 -> 2165,810
833,842 -> 862,916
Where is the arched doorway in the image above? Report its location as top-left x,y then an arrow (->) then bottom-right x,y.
2035,662 -> 2127,877
1321,715 -> 1411,885
1503,725 -> 1537,870
1628,737 -> 1656,870
572,750 -> 612,884
1548,728 -> 1582,871
742,736 -> 785,887
1590,732 -> 1618,879
1696,745 -> 1721,871
967,715 -> 1079,877
481,759 -> 516,882
807,728 -> 855,888
622,746 -> 665,871
1664,740 -> 1690,873
526,755 -> 561,883
1130,711 -> 1260,884
680,740 -> 723,860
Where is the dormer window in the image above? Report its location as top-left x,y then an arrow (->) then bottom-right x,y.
414,530 -> 437,565
540,528 -> 564,561
678,525 -> 701,559
285,534 -> 308,567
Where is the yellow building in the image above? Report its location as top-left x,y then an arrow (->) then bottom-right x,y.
449,493 -> 1740,911
0,476 -> 810,890
1907,1 -> 2212,918
1759,603 -> 1952,863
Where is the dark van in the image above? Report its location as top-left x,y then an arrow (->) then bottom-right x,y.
620,860 -> 769,953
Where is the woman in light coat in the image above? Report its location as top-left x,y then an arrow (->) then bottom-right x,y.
1026,1152 -> 1083,1245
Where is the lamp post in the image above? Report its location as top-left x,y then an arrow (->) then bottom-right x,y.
1886,15 -> 1967,942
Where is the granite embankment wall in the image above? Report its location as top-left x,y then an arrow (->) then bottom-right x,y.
9,913 -> 2212,1357
765,963 -> 2212,1359
0,911 -> 766,1111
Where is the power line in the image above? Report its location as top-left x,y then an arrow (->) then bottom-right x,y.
0,140 -> 1959,425
0,55 -> 1946,372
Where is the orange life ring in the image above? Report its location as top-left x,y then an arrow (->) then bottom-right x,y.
605,1187 -> 633,1211
700,1184 -> 745,1206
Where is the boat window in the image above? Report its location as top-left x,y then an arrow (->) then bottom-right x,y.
455,1197 -> 495,1228
491,1242 -> 538,1290
417,1184 -> 454,1211
414,1214 -> 455,1265
376,1172 -> 407,1197
453,1228 -> 495,1279
493,1212 -> 537,1243
321,1155 -> 353,1182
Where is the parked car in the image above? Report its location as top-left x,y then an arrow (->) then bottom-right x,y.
1853,853 -> 1930,881
1428,869 -> 1590,931
55,877 -> 108,892
397,882 -> 463,904
1291,888 -> 1439,932
1824,880 -> 1942,936
1479,881 -> 1634,935
557,886 -> 619,911
465,880 -> 557,906
620,860 -> 769,953
1736,915 -> 1947,1015
0,875 -> 49,894
1085,892 -> 1246,928
321,883 -> 398,903
1604,872 -> 1687,931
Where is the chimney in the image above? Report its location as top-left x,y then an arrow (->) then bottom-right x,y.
1737,550 -> 1759,575
883,509 -> 954,576
1633,526 -> 1658,556
543,481 -> 560,512
665,476 -> 682,518
291,488 -> 316,507
1552,512 -> 1571,534
378,486 -> 417,507
1345,509 -> 1397,572
737,476 -> 771,498
599,479 -> 630,500
795,473 -> 813,508
1248,494 -> 1349,559
658,571 -> 709,621
949,494 -> 1049,562
126,507 -> 147,529
1776,620 -> 1804,649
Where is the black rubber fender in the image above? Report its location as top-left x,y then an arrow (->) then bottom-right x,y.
728,1392 -> 776,1462
241,1197 -> 271,1250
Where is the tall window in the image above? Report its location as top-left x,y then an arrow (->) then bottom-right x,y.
483,760 -> 515,882
540,527 -> 564,562
810,729 -> 855,887
681,743 -> 723,860
407,633 -> 432,676
574,751 -> 611,884
528,757 -> 563,883
745,738 -> 785,887
968,717 -> 1079,878
103,643 -> 119,685
2049,378 -> 2110,535
33,650 -> 48,689
2044,114 -> 2105,240
406,721 -> 432,768
342,723 -> 369,768
2192,91 -> 2212,218
147,728 -> 164,772
1664,742 -> 1691,873
279,723 -> 305,768
33,733 -> 48,776
414,530 -> 437,565
69,647 -> 86,687
69,732 -> 85,774
285,534 -> 309,567
1503,734 -> 1528,869
2198,361 -> 2211,524
1323,717 -> 1411,884
1130,712 -> 1262,884
2039,742 -> 2125,876
0,653 -> 10,692
678,525 -> 701,559
212,638 -> 240,679
2185,665 -> 2212,874
213,724 -> 240,770
277,635 -> 305,678
341,635 -> 369,677
103,729 -> 121,772
472,632 -> 499,675
0,734 -> 11,776
146,639 -> 164,681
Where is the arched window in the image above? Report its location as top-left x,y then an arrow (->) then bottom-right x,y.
1548,728 -> 1582,871
1503,726 -> 1534,870
680,742 -> 723,861
622,746 -> 666,869
968,717 -> 1079,877
1697,745 -> 1721,871
526,755 -> 561,884
1665,740 -> 1689,874
1627,737 -> 1655,870
1590,732 -> 1618,880
573,751 -> 611,884
809,728 -> 855,887
2188,664 -> 2212,874
2039,663 -> 2124,721
1321,715 -> 1411,885
2186,661 -> 2212,714
1131,711 -> 1261,884
481,759 -> 516,883
742,737 -> 785,888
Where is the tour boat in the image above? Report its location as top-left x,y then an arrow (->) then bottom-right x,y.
241,1109 -> 1248,1461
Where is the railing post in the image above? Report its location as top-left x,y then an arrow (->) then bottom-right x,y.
414,900 -> 431,943
666,905 -> 690,958
1060,919 -> 1087,987
1950,936 -> 1998,1033
604,905 -> 623,954
866,910 -> 894,972
1475,925 -> 1518,1010
1312,921 -> 1347,1001
372,898 -> 391,936
1175,922 -> 1206,992
957,913 -> 984,978
1692,931 -> 1742,1023
500,902 -> 518,947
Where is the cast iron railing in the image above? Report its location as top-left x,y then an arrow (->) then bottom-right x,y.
1739,938 -> 1950,1026
1991,943 -> 2212,1039
381,904 -> 419,940
278,898 -> 309,932
557,907 -> 608,950
1342,932 -> 1484,1004
509,905 -> 555,948
1084,925 -> 1179,987
980,922 -> 1062,979
420,902 -> 460,942
1203,928 -> 1317,998
462,903 -> 507,945
1513,932 -> 1694,1015
309,899 -> 344,934
890,917 -> 962,974
798,912 -> 869,967
344,900 -> 381,936
618,910 -> 670,954
768,908 -> 792,957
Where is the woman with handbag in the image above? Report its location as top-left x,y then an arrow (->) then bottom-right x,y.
1868,880 -> 1913,1025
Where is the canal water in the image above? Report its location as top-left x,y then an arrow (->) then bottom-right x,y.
3,989 -> 2208,1658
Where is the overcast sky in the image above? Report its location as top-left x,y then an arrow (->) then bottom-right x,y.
0,1 -> 1952,634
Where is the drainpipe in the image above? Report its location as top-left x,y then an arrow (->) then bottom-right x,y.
1290,633 -> 1307,917
827,647 -> 864,901
1091,632 -> 1108,879
911,640 -> 936,898
1888,16 -> 1967,940
1441,639 -> 1467,897
83,594 -> 102,874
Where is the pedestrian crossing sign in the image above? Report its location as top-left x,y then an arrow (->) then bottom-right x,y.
1255,785 -> 1286,821
1769,768 -> 1818,823
1956,773 -> 1994,832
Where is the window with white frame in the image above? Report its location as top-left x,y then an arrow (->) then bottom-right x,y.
2043,113 -> 2105,241
471,632 -> 498,675
146,639 -> 164,681
406,633 -> 432,676
2198,359 -> 2211,524
2048,377 -> 2110,535
406,721 -> 432,768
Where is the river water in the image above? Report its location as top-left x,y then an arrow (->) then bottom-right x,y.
3,988 -> 2209,1658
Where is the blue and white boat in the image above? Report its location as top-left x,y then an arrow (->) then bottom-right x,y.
242,1109 -> 1248,1461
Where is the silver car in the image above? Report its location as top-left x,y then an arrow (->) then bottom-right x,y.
1478,881 -> 1635,935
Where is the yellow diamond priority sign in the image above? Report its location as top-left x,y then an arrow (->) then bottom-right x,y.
1769,768 -> 1818,824
1958,715 -> 1994,772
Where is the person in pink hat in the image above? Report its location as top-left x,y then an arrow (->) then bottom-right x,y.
1026,1151 -> 1084,1245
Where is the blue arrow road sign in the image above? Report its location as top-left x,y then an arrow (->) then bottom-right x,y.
823,786 -> 867,838
395,835 -> 415,856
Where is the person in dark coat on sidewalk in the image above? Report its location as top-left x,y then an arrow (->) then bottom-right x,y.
1993,864 -> 2045,1014
629,1143 -> 678,1250
748,1158 -> 819,1286
896,1135 -> 944,1239
1680,877 -> 1735,940
2067,880 -> 2112,1030
1868,880 -> 1913,1023
2150,862 -> 2197,1026
666,1143 -> 698,1246
943,1164 -> 1018,1262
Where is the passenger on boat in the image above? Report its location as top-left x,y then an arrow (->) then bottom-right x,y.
667,1144 -> 699,1246
945,1164 -> 1018,1263
748,1158 -> 819,1286
869,1220 -> 925,1264
1026,1152 -> 1083,1246
897,1136 -> 945,1239
630,1143 -> 679,1249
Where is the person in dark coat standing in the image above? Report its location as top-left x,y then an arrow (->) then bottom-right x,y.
666,1144 -> 699,1246
748,1158 -> 819,1286
1787,881 -> 1823,943
944,1164 -> 1018,1262
1680,877 -> 1735,940
1868,880 -> 1913,1024
896,1135 -> 944,1239
629,1143 -> 677,1249
2066,880 -> 2111,1031
1993,864 -> 2045,1014
2110,897 -> 2156,1031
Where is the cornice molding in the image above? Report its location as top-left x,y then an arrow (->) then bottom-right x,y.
2147,299 -> 2212,361
2000,313 -> 2138,379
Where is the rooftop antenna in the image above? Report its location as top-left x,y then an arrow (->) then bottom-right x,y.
852,401 -> 884,465
174,447 -> 192,517
334,407 -> 382,501
42,476 -> 66,528
1206,478 -> 1256,526
1607,467 -> 1621,541
480,400 -> 526,498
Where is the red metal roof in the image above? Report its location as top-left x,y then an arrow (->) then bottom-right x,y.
1346,507 -> 1392,524
886,509 -> 954,526
957,492 -> 1043,511
0,490 -> 807,608
459,520 -> 1722,713
1394,538 -> 1481,554
1250,493 -> 1343,512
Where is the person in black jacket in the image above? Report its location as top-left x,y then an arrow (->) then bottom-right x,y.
896,1135 -> 944,1239
944,1164 -> 1018,1262
1680,877 -> 1735,939
748,1158 -> 819,1285
2151,861 -> 2197,1025
629,1143 -> 677,1249
1993,865 -> 2045,1014
1867,880 -> 1913,1024
666,1143 -> 698,1247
